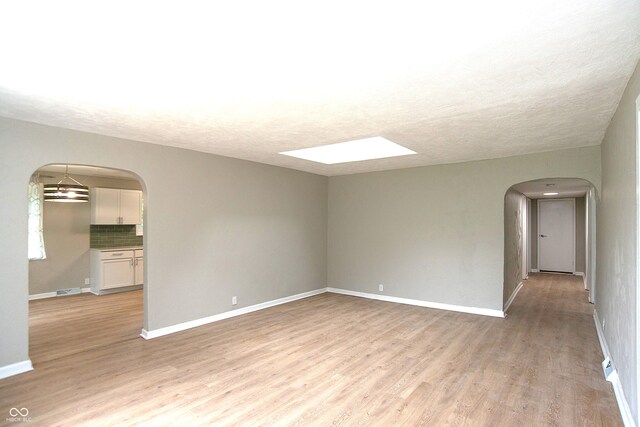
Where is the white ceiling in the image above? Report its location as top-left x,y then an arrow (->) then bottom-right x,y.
1,1 -> 639,176
512,178 -> 592,199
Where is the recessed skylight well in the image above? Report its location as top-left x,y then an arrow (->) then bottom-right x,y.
280,137 -> 416,165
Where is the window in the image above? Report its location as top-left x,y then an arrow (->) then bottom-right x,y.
28,179 -> 47,260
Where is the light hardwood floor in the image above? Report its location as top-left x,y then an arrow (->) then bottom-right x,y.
1,274 -> 621,426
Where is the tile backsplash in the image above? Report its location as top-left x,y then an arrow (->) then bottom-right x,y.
90,225 -> 143,248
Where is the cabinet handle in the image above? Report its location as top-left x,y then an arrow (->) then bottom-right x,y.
130,259 -> 133,267
135,258 -> 138,266
111,253 -> 124,257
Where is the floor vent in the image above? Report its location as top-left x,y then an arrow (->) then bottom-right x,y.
56,288 -> 81,296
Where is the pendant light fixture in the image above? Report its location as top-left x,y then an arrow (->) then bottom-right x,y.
43,165 -> 89,203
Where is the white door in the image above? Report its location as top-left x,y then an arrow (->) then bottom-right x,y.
538,199 -> 575,273
120,190 -> 142,224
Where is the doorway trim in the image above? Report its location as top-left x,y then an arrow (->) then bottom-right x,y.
537,198 -> 576,273
635,94 -> 640,423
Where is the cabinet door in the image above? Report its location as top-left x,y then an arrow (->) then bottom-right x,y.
91,188 -> 120,225
120,190 -> 142,225
102,258 -> 134,289
134,257 -> 144,286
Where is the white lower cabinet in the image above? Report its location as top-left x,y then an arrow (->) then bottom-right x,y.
102,258 -> 134,289
134,250 -> 144,286
91,248 -> 143,294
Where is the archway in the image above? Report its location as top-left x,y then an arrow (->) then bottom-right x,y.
27,163 -> 148,367
503,178 -> 597,313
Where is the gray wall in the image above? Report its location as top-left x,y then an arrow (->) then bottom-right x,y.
586,187 -> 597,301
529,196 -> 585,273
531,201 -> 538,269
29,174 -> 142,295
327,146 -> 601,311
597,60 -> 639,422
575,196 -> 586,273
503,188 -> 526,306
0,117 -> 328,369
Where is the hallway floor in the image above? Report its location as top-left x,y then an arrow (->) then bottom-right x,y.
0,274 -> 621,426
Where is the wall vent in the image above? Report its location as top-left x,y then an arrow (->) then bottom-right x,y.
56,288 -> 81,296
601,357 -> 618,382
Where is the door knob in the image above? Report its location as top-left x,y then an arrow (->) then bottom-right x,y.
540,234 -> 548,237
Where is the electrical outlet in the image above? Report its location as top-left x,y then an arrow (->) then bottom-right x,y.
84,278 -> 91,285
378,284 -> 384,292
232,296 -> 238,306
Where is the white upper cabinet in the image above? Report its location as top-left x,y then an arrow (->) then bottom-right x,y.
91,188 -> 142,225
120,190 -> 142,225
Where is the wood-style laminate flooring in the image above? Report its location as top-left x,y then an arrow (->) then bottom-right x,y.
0,274 -> 621,426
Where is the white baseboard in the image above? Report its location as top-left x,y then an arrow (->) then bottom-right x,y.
141,288 -> 327,339
593,310 -> 636,427
326,287 -> 505,318
503,281 -> 524,313
29,287 -> 91,300
573,272 -> 588,290
0,359 -> 33,380
530,269 -> 539,273
29,291 -> 56,300
94,285 -> 142,296
141,285 -> 506,339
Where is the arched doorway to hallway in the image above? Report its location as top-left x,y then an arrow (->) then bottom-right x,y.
503,178 -> 597,314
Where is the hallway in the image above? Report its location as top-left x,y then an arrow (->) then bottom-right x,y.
500,273 -> 619,425
0,274 -> 621,426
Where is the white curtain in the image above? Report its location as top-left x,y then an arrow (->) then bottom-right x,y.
28,179 -> 47,260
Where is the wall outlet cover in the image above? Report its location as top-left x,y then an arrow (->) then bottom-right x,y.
378,284 -> 384,292
85,278 -> 91,285
232,296 -> 238,305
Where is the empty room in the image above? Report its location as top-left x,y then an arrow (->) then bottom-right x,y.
1,1 -> 639,426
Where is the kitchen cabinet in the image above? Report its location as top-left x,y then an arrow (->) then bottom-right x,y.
134,249 -> 144,286
102,257 -> 134,289
91,188 -> 142,225
90,248 -> 143,294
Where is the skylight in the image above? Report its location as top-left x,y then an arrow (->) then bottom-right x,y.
280,137 -> 416,165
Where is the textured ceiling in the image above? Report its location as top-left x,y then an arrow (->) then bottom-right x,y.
0,1 -> 639,176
